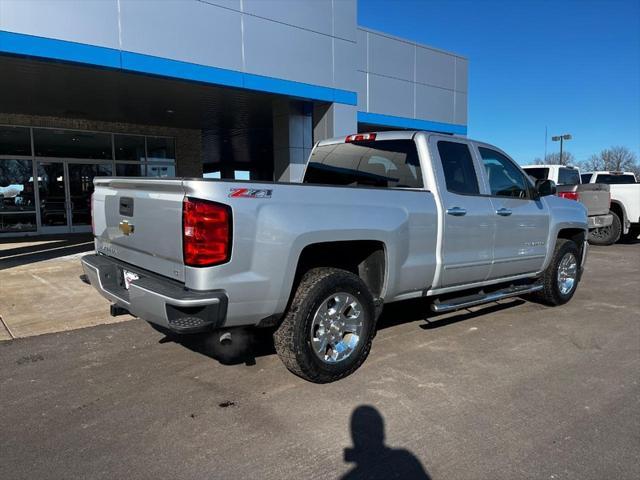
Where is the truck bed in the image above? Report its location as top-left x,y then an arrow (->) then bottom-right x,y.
556,183 -> 610,217
91,177 -> 439,326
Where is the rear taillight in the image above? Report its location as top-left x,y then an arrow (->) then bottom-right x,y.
557,191 -> 579,201
183,197 -> 232,267
345,133 -> 376,143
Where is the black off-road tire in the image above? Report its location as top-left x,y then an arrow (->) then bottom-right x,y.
273,268 -> 376,383
588,210 -> 621,246
531,238 -> 580,306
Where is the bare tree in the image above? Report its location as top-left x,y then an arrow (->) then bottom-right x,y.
532,151 -> 575,166
580,146 -> 639,176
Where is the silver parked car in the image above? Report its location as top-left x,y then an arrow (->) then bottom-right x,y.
82,131 -> 588,383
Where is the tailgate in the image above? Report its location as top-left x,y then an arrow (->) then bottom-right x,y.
576,183 -> 610,217
92,178 -> 186,282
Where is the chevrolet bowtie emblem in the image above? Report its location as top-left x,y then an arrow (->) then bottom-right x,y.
119,220 -> 135,236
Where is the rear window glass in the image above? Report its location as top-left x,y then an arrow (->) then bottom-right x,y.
558,168 -> 580,185
303,140 -> 423,188
594,174 -> 636,184
524,167 -> 549,182
437,141 -> 479,195
580,173 -> 592,183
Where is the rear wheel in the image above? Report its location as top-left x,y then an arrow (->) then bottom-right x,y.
588,210 -> 621,245
531,238 -> 580,306
274,268 -> 376,383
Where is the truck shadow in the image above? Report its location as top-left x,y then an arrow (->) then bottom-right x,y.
160,297 -> 526,367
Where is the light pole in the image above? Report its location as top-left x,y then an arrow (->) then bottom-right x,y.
551,134 -> 572,164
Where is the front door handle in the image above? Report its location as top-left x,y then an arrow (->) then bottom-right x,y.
446,207 -> 467,216
496,208 -> 512,216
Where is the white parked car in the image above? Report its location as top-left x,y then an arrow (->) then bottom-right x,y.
581,171 -> 640,242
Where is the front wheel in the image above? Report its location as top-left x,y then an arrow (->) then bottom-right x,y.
274,268 -> 376,383
531,238 -> 581,306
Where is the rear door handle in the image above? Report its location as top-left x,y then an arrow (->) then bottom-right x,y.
496,208 -> 512,216
446,207 -> 467,216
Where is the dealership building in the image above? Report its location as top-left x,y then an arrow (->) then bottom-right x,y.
0,0 -> 468,237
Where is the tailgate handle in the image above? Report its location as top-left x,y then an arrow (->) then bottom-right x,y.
119,197 -> 134,216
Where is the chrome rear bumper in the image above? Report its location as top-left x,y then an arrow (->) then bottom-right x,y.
81,254 -> 228,334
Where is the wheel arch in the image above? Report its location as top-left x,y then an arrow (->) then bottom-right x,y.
556,227 -> 587,263
291,240 -> 387,303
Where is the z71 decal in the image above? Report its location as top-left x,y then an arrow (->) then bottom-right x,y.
229,188 -> 273,199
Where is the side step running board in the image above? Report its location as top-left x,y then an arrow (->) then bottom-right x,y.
431,284 -> 543,313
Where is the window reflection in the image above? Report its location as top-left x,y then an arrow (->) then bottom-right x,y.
37,162 -> 67,226
68,163 -> 112,226
146,164 -> 175,177
0,159 -> 36,232
0,159 -> 36,212
147,137 -> 175,162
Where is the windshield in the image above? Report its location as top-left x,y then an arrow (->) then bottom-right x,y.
303,140 -> 423,189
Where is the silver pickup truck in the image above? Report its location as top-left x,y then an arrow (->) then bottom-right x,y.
82,131 -> 588,383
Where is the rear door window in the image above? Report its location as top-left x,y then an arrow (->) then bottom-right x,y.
303,140 -> 423,188
436,141 -> 480,195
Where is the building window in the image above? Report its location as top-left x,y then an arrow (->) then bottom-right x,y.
116,163 -> 146,177
33,128 -> 112,160
147,136 -> 176,162
0,126 -> 31,156
0,124 -> 177,235
0,159 -> 37,232
114,134 -> 146,161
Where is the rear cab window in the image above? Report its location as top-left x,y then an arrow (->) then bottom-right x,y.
303,139 -> 423,189
594,174 -> 636,184
557,168 -> 580,185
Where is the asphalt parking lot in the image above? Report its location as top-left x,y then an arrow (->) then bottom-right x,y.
1,243 -> 639,480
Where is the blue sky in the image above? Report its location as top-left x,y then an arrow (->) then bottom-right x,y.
358,0 -> 640,165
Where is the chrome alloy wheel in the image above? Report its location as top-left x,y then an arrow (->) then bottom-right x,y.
557,252 -> 578,295
310,292 -> 364,364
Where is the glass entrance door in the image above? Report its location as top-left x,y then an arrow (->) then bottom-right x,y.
36,160 -> 112,233
37,160 -> 69,234
67,162 -> 112,231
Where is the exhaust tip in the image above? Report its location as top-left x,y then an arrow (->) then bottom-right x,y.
219,332 -> 232,346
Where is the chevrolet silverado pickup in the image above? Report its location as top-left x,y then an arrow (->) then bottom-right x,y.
522,165 -> 613,244
581,171 -> 640,242
82,131 -> 588,383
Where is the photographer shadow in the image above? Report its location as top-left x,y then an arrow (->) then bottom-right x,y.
342,405 -> 431,480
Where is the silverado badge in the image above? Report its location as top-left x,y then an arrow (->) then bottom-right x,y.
119,220 -> 135,236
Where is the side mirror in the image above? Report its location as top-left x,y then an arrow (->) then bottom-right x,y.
535,179 -> 556,197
